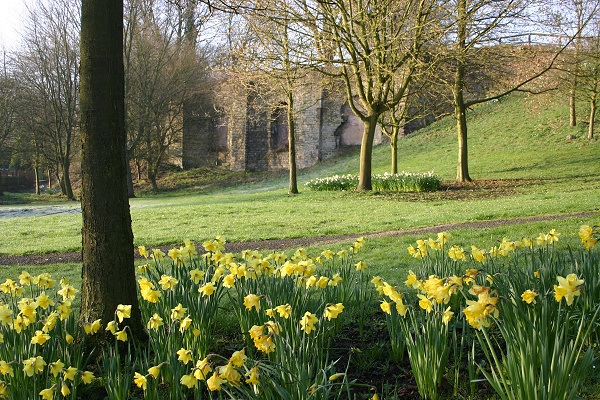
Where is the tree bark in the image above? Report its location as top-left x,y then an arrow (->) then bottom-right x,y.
570,88 -> 577,127
589,98 -> 596,139
357,114 -> 379,191
80,0 -> 145,345
454,0 -> 472,183
390,132 -> 398,175
287,93 -> 298,195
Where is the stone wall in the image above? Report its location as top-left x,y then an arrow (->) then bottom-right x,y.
179,78 -> 385,172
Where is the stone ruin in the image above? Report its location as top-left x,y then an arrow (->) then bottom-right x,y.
170,78 -> 388,172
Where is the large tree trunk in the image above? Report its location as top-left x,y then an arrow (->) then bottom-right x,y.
287,93 -> 298,195
589,98 -> 596,140
357,114 -> 379,191
80,0 -> 145,345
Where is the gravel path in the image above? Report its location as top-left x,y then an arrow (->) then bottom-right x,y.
0,211 -> 596,266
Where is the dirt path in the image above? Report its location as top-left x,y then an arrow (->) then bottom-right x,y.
0,211 -> 596,266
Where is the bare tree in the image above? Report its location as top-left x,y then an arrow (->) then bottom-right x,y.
294,0 -> 442,190
13,0 -> 80,199
0,53 -> 18,196
124,0 -> 206,193
579,16 -> 600,139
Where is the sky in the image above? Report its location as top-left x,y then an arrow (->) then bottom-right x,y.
0,0 -> 27,51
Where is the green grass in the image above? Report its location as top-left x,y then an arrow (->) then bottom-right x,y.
0,92 -> 599,257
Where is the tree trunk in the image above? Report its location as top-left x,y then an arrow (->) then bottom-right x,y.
287,94 -> 298,195
61,159 -> 75,200
34,167 -> 40,195
589,98 -> 596,140
126,162 -> 135,198
390,130 -> 398,174
454,0 -> 472,183
80,0 -> 145,345
357,114 -> 379,191
570,88 -> 577,127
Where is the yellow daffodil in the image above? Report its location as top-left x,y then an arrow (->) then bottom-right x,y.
81,371 -> 95,384
171,303 -> 187,320
0,305 -> 13,325
151,249 -> 165,260
31,330 -> 50,345
115,304 -> 131,322
23,356 -> 46,377
219,362 -> 241,383
158,275 -> 178,290
274,304 -> 292,318
194,357 -> 212,380
470,246 -> 487,263
243,294 -> 261,311
199,282 -> 216,297
60,382 -> 71,397
65,332 -> 74,344
115,329 -> 128,342
180,373 -> 198,389
39,387 -> 55,400
380,300 -> 392,315
395,299 -> 408,317
324,303 -> 344,320
138,246 -> 149,258
179,316 -> 192,333
18,271 -> 33,285
442,306 -> 454,325
299,311 -> 318,334
83,319 -> 101,335
328,273 -> 343,286
63,367 -> 77,381
245,365 -> 260,385
355,261 -> 367,271
0,361 -> 14,377
329,373 -> 346,381
206,371 -> 225,391
49,360 -> 65,378
521,290 -> 537,304
177,348 -> 193,365
404,270 -> 420,289
554,273 -> 584,306
448,245 -> 466,262
189,269 -> 205,284
417,294 -> 433,313
133,372 -> 147,390
147,313 -> 164,330
148,365 -> 162,379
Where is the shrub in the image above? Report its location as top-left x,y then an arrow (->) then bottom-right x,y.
305,171 -> 441,192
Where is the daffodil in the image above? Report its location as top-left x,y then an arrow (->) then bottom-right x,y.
229,349 -> 247,367
177,348 -> 193,365
148,365 -> 162,379
35,292 -> 54,309
60,382 -> 71,397
448,245 -> 466,261
49,360 -> 65,378
190,269 -> 205,284
31,330 -> 51,345
300,311 -> 319,334
521,290 -> 537,304
179,316 -> 192,333
442,306 -> 454,325
147,313 -> 163,330
133,372 -> 147,390
80,371 -> 95,384
243,294 -> 261,311
138,246 -> 149,258
199,282 -> 216,297
57,283 -> 78,301
158,275 -> 178,290
355,261 -> 367,271
180,373 -> 198,389
171,303 -> 187,320
115,304 -> 131,322
417,294 -> 433,313
554,273 -> 584,306
194,357 -> 212,380
219,362 -> 241,383
274,304 -> 292,318
23,356 -> 46,377
380,300 -> 392,315
207,371 -> 226,391
39,387 -> 55,400
245,365 -> 260,385
0,361 -> 14,377
115,329 -> 128,342
19,271 -> 33,285
324,303 -> 344,320
63,367 -> 77,381
83,319 -> 101,335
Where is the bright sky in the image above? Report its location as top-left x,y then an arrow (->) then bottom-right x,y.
0,0 -> 27,51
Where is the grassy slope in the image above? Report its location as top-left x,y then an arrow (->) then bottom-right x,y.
0,92 -> 599,258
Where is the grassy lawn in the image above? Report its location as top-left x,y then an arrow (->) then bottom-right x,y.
1,92 -> 599,256
0,92 -> 599,400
